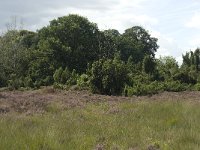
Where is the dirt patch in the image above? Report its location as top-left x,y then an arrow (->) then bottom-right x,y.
0,87 -> 200,114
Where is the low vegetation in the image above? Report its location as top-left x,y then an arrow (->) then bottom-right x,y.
0,89 -> 200,149
0,90 -> 200,149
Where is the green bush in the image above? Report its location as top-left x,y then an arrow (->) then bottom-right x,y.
42,76 -> 53,86
66,69 -> 78,86
53,82 -> 69,90
60,67 -> 71,84
53,67 -> 63,83
142,55 -> 156,75
90,58 -> 129,95
53,67 -> 72,85
130,73 -> 152,85
0,72 -> 7,87
77,74 -> 90,87
194,83 -> 200,91
24,76 -> 34,88
7,74 -> 22,90
173,72 -> 197,84
8,79 -> 20,90
124,80 -> 192,96
124,81 -> 164,96
163,81 -> 188,92
34,80 -> 42,89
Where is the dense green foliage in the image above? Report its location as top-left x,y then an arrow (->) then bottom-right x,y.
0,14 -> 200,95
89,56 -> 128,95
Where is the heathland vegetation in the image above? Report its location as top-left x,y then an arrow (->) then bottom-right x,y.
1,89 -> 200,149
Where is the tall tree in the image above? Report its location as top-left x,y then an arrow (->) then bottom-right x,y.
0,31 -> 30,78
38,14 -> 101,73
119,26 -> 158,63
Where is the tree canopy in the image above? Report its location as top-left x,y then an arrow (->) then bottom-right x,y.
0,14 -> 199,96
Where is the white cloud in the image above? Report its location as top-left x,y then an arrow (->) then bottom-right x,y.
189,38 -> 200,46
47,1 -> 158,33
117,0 -> 151,8
152,30 -> 185,64
130,15 -> 158,26
186,13 -> 200,29
13,0 -> 158,32
93,13 -> 158,32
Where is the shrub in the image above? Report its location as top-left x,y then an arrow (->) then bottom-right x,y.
124,80 -> 191,96
42,76 -> 53,86
142,55 -> 156,75
24,76 -> 34,88
60,67 -> 71,84
34,80 -> 42,89
67,69 -> 78,86
8,80 -> 19,90
173,72 -> 197,84
194,83 -> 200,91
0,72 -> 7,87
53,67 -> 63,83
7,74 -> 21,90
77,74 -> 90,87
130,73 -> 152,85
124,81 -> 164,96
163,81 -> 187,92
53,82 -> 69,90
90,58 -> 129,95
53,67 -> 72,85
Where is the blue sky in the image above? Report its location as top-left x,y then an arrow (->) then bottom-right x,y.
1,0 -> 200,63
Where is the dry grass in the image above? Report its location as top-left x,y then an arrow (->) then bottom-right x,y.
0,89 -> 200,149
1,88 -> 200,115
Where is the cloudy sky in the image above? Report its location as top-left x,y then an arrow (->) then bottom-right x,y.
1,0 -> 200,63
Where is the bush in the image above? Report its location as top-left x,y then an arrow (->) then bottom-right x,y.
164,81 -> 188,92
53,82 -> 69,90
42,76 -> 53,86
53,67 -> 63,83
194,83 -> 200,91
53,67 -> 72,85
142,55 -> 156,75
130,73 -> 152,85
7,74 -> 22,90
124,80 -> 191,96
124,81 -> 164,96
0,72 -> 7,87
24,76 -> 34,88
34,80 -> 42,89
8,80 -> 20,90
77,74 -> 90,87
90,58 -> 129,95
173,72 -> 197,84
60,67 -> 71,84
67,69 -> 78,86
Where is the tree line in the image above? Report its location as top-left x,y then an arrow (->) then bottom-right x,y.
0,14 -> 200,96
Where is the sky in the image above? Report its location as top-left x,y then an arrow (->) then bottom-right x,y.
1,0 -> 200,64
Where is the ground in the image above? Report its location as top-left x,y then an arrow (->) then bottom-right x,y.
0,87 -> 200,149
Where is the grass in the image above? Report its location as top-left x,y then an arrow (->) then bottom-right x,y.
0,100 -> 200,149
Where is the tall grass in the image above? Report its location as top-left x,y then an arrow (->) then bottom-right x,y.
0,100 -> 200,149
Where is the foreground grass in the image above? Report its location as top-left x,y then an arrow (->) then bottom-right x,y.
0,100 -> 200,150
